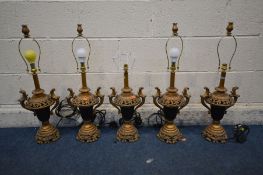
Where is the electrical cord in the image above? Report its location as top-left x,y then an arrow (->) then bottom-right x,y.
147,110 -> 165,128
55,99 -> 80,127
55,100 -> 249,143
229,124 -> 250,143
55,98 -> 115,128
118,111 -> 143,128
93,110 -> 118,129
147,111 -> 249,143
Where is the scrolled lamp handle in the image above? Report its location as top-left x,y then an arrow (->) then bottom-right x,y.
67,88 -> 75,107
109,87 -> 121,114
94,87 -> 104,111
230,86 -> 240,105
152,87 -> 163,110
165,23 -> 184,70
135,87 -> 146,111
18,25 -> 41,73
200,87 -> 211,114
179,87 -> 191,111
71,24 -> 91,70
49,88 -> 60,115
18,89 -> 32,111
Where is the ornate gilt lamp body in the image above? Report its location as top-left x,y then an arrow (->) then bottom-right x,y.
18,25 -> 60,144
67,24 -> 104,143
109,64 -> 145,142
201,22 -> 240,143
153,23 -> 190,144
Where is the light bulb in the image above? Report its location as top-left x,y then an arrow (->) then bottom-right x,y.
169,47 -> 180,63
24,49 -> 36,64
76,48 -> 86,63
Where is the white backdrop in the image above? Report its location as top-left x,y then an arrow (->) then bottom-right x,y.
0,0 -> 262,126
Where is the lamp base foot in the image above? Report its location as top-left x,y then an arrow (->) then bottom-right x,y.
36,122 -> 60,144
117,121 -> 139,142
76,122 -> 100,143
157,122 -> 184,144
202,121 -> 227,143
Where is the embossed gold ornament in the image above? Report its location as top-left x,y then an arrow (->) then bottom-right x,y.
18,25 -> 60,144
109,64 -> 145,142
153,23 -> 190,144
67,24 -> 104,143
201,22 -> 240,143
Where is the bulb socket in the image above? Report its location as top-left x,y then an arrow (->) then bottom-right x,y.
30,63 -> 37,72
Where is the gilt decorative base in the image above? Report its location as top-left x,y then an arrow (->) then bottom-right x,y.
117,121 -> 139,142
202,121 -> 227,143
76,121 -> 100,143
157,122 -> 184,144
36,122 -> 60,144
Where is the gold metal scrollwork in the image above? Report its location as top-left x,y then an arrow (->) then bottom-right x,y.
135,87 -> 146,111
153,87 -> 163,111
109,87 -> 121,114
178,87 -> 191,111
94,87 -> 105,112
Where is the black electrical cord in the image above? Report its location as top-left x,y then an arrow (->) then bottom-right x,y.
147,110 -> 250,143
228,124 -> 250,143
147,110 -> 165,128
118,111 -> 143,128
93,109 -> 118,129
55,101 -> 249,143
55,98 -> 115,128
55,99 -> 80,127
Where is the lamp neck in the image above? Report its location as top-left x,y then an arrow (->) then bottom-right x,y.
169,62 -> 176,89
80,63 -> 88,89
124,65 -> 129,89
32,73 -> 41,90
30,63 -> 41,90
217,64 -> 227,91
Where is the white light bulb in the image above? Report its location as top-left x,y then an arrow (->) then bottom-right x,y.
76,48 -> 86,63
169,47 -> 180,63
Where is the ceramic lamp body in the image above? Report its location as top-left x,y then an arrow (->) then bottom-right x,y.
77,105 -> 100,143
201,85 -> 239,143
163,106 -> 179,121
35,107 -> 51,122
109,64 -> 146,143
67,88 -> 104,143
121,106 -> 135,121
210,105 -> 226,121
34,106 -> 60,144
109,89 -> 145,143
153,87 -> 190,144
79,106 -> 94,121
19,89 -> 60,144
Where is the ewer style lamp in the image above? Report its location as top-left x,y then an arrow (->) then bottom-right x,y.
67,24 -> 104,143
18,25 -> 60,144
201,22 -> 240,143
109,64 -> 146,142
153,23 -> 190,144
